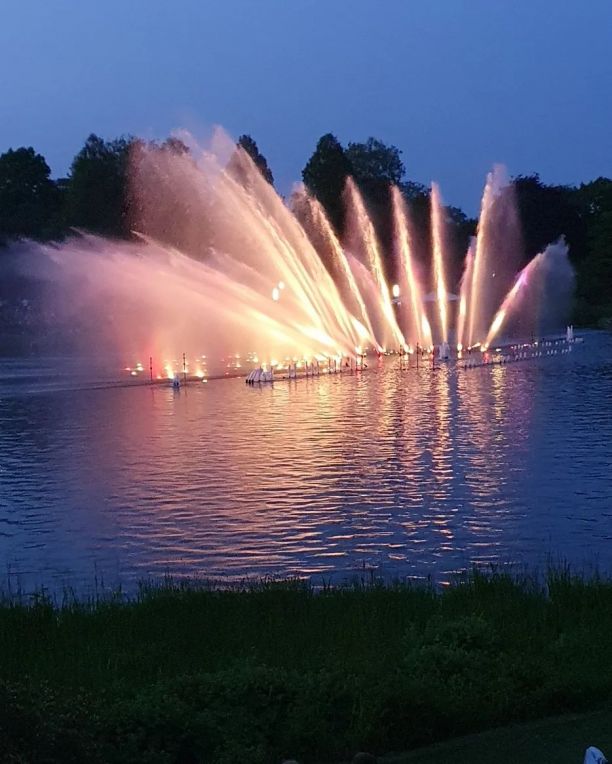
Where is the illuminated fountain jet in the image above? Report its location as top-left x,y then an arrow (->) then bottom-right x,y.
430,182 -> 450,344
343,177 -> 406,352
390,185 -> 431,349
29,129 -> 574,374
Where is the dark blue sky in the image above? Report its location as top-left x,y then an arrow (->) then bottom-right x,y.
1,0 -> 611,213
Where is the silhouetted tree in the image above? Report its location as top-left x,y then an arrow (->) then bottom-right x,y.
513,174 -> 594,321
236,135 -> 274,185
302,133 -> 353,233
0,147 -> 63,243
66,134 -> 133,237
514,174 -> 586,265
572,177 -> 612,321
346,137 -> 405,186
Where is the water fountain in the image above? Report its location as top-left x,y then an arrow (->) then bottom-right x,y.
26,129 -> 574,380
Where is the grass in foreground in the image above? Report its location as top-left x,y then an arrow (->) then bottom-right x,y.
1,569 -> 612,762
386,707 -> 612,763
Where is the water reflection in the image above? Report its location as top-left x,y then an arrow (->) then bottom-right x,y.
0,334 -> 611,593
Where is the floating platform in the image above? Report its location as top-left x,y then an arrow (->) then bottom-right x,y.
243,335 -> 585,385
457,336 -> 583,370
116,333 -> 583,391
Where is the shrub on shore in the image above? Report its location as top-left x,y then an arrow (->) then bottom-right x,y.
1,570 -> 612,762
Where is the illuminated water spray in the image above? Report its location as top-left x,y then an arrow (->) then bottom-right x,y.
27,130 -> 573,370
467,166 -> 507,347
344,177 -> 406,350
483,239 -> 572,348
391,186 -> 432,348
293,188 -> 379,349
430,182 -> 449,343
484,258 -> 541,348
456,238 -> 475,350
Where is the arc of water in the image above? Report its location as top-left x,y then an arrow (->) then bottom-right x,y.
390,186 -> 431,348
467,166 -> 508,348
430,182 -> 449,344
249,174 -> 365,350
467,174 -> 491,347
483,253 -> 543,348
302,192 -> 379,348
263,215 -> 359,348
456,238 -> 475,350
344,178 -> 405,351
421,314 -> 433,350
218,164 -> 361,356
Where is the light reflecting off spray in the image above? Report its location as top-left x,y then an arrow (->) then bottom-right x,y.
484,257 -> 540,348
390,186 -> 430,347
26,131 -> 574,371
430,182 -> 449,343
467,166 -> 509,347
344,177 -> 405,350
421,314 -> 433,349
457,238 -> 475,350
130,134 -> 374,365
351,317 -> 370,341
295,189 -> 378,349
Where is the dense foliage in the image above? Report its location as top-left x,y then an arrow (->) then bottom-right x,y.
0,147 -> 63,242
236,134 -> 274,185
1,573 -> 612,763
0,131 -> 611,324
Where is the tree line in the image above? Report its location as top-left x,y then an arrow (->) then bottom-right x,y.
0,131 -> 610,324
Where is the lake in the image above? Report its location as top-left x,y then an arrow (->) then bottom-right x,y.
1,332 -> 611,595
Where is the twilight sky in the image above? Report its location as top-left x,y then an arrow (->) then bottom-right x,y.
1,0 -> 611,213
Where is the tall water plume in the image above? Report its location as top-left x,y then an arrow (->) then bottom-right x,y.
290,185 -> 378,348
10,130 -> 574,368
343,177 -> 405,350
466,166 -> 522,347
484,238 -> 574,347
456,238 -> 475,350
38,132 -> 383,366
430,182 -> 450,343
390,185 -> 431,348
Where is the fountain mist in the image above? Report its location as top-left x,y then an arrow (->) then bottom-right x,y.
390,186 -> 431,348
484,238 -> 573,347
343,177 -> 406,351
456,238 -> 475,350
290,186 -> 378,349
430,182 -> 450,343
15,130 -> 573,371
466,165 -> 523,348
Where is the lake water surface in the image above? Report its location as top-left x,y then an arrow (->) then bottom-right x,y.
1,333 -> 611,594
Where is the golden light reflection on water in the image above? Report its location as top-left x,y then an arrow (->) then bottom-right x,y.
0,342 -> 610,592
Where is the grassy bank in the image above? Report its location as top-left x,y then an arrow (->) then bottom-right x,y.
386,707 -> 612,763
2,570 -> 612,763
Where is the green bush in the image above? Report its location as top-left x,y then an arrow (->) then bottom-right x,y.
2,573 -> 612,762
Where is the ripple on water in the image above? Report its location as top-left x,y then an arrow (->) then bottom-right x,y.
0,334 -> 611,592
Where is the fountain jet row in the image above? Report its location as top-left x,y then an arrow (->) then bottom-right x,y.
32,131 -> 573,368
